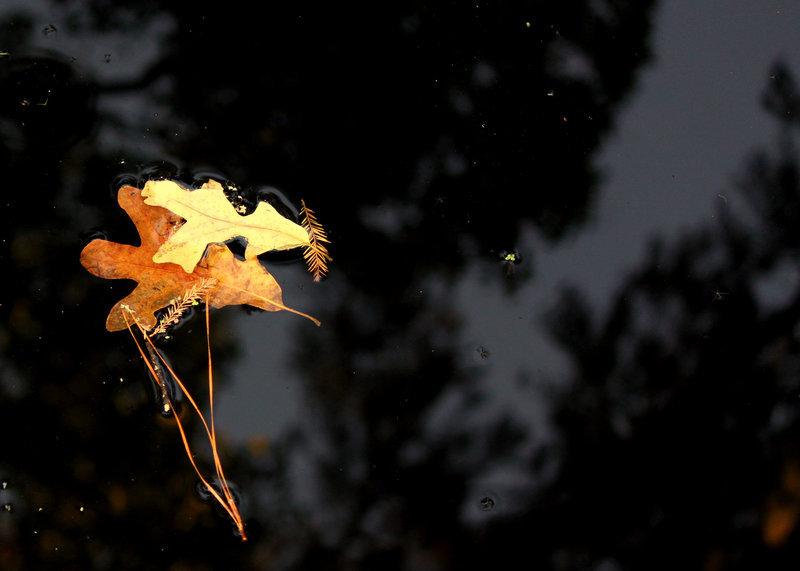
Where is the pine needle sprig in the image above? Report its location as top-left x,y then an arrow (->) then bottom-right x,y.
300,200 -> 331,282
151,278 -> 217,336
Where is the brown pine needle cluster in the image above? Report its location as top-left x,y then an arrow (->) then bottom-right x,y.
121,303 -> 247,541
151,278 -> 217,336
300,200 -> 331,282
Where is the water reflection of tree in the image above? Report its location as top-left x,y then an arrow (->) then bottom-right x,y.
254,2 -> 666,569
0,1 -> 663,569
266,65 -> 800,571
541,62 -> 800,569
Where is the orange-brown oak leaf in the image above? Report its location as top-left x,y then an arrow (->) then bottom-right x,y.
80,185 -> 317,332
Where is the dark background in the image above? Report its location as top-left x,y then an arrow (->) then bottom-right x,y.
1,1 -> 800,569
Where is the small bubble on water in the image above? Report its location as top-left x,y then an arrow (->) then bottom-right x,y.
110,173 -> 140,196
82,229 -> 109,243
138,160 -> 179,183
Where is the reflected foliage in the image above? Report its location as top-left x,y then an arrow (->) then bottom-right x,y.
544,61 -> 800,569
0,0 -> 670,569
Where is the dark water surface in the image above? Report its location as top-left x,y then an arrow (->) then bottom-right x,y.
2,2 -> 800,569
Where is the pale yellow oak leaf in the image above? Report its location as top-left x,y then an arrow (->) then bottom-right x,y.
141,179 -> 311,273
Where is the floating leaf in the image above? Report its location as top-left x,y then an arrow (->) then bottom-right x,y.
80,180 -> 327,541
141,179 -> 311,273
80,185 -> 317,332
